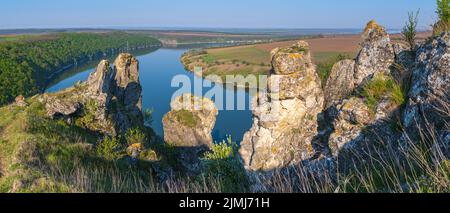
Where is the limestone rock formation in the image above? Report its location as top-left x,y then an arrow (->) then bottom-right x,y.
111,54 -> 144,134
163,94 -> 218,173
354,20 -> 395,87
403,31 -> 450,139
324,21 -> 395,111
324,60 -> 356,109
328,98 -> 372,155
323,21 -> 402,156
240,41 -> 324,171
43,53 -> 145,136
271,41 -> 313,75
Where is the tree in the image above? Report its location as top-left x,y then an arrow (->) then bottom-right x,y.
402,10 -> 419,51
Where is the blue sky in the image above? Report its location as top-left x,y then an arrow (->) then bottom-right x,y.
0,0 -> 437,29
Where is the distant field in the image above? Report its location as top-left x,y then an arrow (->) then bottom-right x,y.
181,35 -> 361,87
203,34 -> 359,65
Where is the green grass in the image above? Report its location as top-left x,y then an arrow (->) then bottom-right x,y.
201,137 -> 248,193
361,73 -> 407,113
173,110 -> 198,128
202,54 -> 216,64
207,46 -> 269,64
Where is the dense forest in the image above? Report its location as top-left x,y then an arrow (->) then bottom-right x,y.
0,32 -> 161,105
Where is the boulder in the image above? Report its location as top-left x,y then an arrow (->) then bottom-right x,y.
324,60 -> 356,109
240,41 -> 324,171
163,94 -> 218,174
403,31 -> 450,138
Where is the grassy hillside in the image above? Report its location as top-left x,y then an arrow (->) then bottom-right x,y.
0,95 -> 447,193
0,93 -> 248,193
0,32 -> 161,106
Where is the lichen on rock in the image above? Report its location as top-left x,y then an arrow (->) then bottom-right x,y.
354,20 -> 395,87
403,31 -> 450,142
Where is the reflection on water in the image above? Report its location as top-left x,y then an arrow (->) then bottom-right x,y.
46,47 -> 253,143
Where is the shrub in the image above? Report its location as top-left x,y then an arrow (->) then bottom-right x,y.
201,137 -> 248,192
143,108 -> 154,127
125,128 -> 146,146
96,137 -> 122,161
402,10 -> 419,51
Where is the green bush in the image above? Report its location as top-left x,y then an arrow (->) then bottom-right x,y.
96,137 -> 122,161
143,108 -> 154,127
125,128 -> 146,146
434,0 -> 450,35
201,137 -> 248,192
402,10 -> 419,51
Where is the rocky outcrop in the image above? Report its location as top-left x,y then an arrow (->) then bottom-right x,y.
324,20 -> 395,109
354,20 -> 395,86
328,98 -> 372,155
110,54 -> 144,134
43,53 -> 144,136
239,41 -> 324,171
403,31 -> 450,140
163,94 -> 218,174
321,21 -> 402,156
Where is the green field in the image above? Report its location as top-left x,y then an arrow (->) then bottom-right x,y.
207,46 -> 270,65
182,40 -> 354,88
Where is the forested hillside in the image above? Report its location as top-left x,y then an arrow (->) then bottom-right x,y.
0,32 -> 161,105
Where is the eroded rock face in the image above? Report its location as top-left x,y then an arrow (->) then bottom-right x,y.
240,41 -> 324,171
328,97 -> 372,155
354,20 -> 395,87
403,31 -> 450,138
43,53 -> 144,136
111,54 -> 143,134
321,21 -> 403,156
324,60 -> 356,109
163,94 -> 218,174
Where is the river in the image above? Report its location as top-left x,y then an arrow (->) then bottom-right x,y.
46,46 -> 253,143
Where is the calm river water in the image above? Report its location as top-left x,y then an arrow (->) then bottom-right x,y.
46,47 -> 253,143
